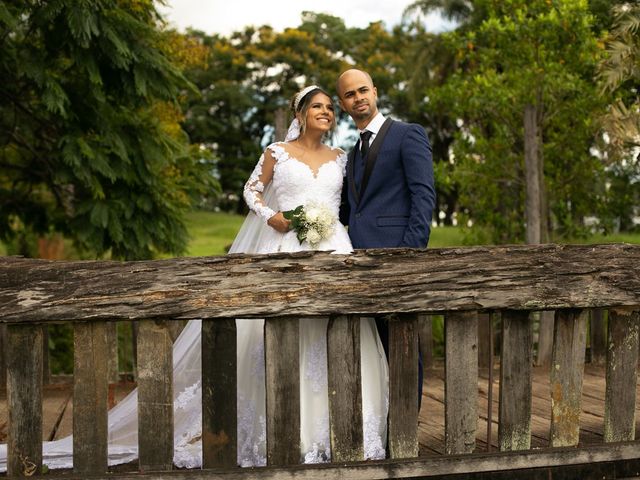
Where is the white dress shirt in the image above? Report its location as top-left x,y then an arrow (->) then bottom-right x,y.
359,112 -> 386,151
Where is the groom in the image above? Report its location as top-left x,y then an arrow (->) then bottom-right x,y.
337,68 -> 436,404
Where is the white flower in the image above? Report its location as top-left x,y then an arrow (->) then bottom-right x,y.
305,206 -> 321,223
306,228 -> 322,246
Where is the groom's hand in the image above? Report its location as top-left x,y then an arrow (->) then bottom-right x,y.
268,212 -> 291,233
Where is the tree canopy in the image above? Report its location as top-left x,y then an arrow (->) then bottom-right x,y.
0,0 -> 217,259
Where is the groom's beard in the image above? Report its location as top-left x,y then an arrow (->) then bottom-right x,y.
352,102 -> 373,121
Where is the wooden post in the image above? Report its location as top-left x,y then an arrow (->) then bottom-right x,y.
604,308 -> 639,442
137,320 -> 174,471
445,311 -> 478,454
202,318 -> 237,468
535,311 -> 554,367
550,309 -> 588,447
418,314 -> 434,369
388,313 -> 419,459
0,324 -> 7,389
107,323 -> 119,384
7,324 -> 43,477
327,315 -> 363,462
42,325 -> 50,385
499,310 -> 532,451
265,317 -> 300,465
477,313 -> 492,369
131,320 -> 139,380
590,308 -> 606,366
73,321 -> 109,473
167,320 -> 188,343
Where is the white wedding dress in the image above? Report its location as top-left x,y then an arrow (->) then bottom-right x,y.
0,142 -> 389,472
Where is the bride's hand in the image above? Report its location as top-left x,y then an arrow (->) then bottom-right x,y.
267,212 -> 291,233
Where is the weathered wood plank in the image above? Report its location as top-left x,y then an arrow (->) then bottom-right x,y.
2,245 -> 640,323
327,315 -> 363,462
604,308 -> 639,442
418,314 -> 434,369
34,442 -> 640,480
549,309 -> 588,447
107,322 -> 119,384
202,318 -> 237,468
137,320 -> 174,471
389,313 -> 419,459
0,323 -> 6,389
535,311 -> 554,367
477,313 -> 491,370
445,311 -> 478,454
41,326 -> 50,385
73,321 -> 109,473
590,308 -> 606,366
499,310 -> 532,451
265,317 -> 300,465
7,324 -> 43,477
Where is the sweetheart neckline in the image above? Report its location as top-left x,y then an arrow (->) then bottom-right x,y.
269,144 -> 344,179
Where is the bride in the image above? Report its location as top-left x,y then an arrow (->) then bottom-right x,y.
0,86 -> 388,471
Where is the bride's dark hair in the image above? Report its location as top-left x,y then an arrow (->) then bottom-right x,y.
290,86 -> 337,136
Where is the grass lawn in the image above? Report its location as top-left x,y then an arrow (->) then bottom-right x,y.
1,211 -> 638,258
183,210 -> 246,256
182,210 -> 468,256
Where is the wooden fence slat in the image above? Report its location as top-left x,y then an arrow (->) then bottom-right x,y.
590,308 -> 606,366
107,322 -> 119,384
131,321 -> 139,380
535,311 -> 554,367
499,310 -> 532,451
477,313 -> 492,370
549,309 -> 588,447
327,315 -> 363,462
604,308 -> 639,442
73,321 -> 109,473
388,313 -> 419,459
0,323 -> 7,389
445,311 -> 478,454
265,317 -> 300,465
137,320 -> 174,471
42,325 -> 50,385
7,324 -> 43,477
202,318 -> 237,468
418,314 -> 434,370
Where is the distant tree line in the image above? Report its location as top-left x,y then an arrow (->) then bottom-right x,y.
1,0 -> 638,261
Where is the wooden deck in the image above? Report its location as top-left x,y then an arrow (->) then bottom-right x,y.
1,364 -> 638,456
420,364 -> 640,455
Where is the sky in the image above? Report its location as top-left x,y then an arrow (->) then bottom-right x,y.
158,0 -> 454,36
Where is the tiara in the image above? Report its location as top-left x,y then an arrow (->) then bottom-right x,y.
293,85 -> 320,111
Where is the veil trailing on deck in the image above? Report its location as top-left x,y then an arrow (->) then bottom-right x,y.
0,187 -> 281,472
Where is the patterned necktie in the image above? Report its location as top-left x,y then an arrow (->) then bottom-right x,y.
360,130 -> 373,158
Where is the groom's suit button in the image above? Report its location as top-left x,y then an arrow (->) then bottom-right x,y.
356,213 -> 361,218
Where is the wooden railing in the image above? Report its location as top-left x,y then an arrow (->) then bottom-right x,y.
1,244 -> 639,479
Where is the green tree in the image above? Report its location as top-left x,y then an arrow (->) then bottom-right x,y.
438,0 -> 606,243
0,0 -> 216,259
598,2 -> 640,231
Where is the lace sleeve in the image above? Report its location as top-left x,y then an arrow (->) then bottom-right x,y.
243,148 -> 277,223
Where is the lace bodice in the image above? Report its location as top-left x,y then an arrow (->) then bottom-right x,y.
243,143 -> 347,223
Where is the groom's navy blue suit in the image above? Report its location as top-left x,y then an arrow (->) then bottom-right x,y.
340,116 -> 436,410
340,118 -> 435,248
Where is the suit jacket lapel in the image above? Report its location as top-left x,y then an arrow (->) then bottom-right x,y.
347,145 -> 359,204
360,117 -> 394,202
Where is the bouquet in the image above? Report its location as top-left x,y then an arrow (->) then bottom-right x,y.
282,201 -> 337,248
